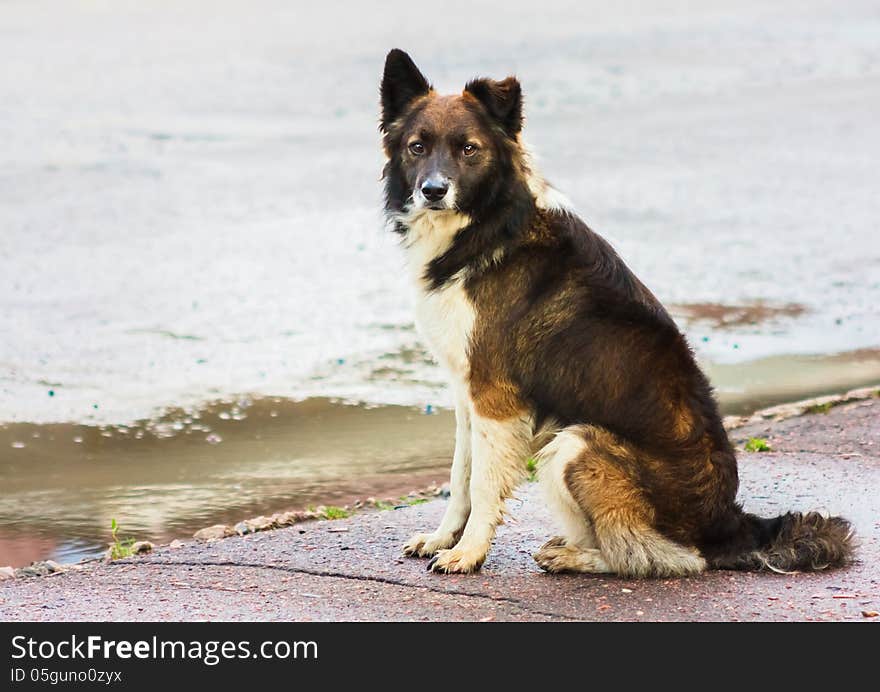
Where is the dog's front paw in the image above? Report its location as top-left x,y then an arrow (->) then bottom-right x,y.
426,545 -> 486,574
403,531 -> 456,558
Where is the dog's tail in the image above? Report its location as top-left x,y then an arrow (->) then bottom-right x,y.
705,509 -> 855,573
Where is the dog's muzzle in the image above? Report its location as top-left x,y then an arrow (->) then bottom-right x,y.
418,175 -> 452,209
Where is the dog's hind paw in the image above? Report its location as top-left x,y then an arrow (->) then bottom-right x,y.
534,545 -> 612,574
540,536 -> 568,550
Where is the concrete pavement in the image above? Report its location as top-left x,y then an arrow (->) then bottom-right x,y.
1,396 -> 878,621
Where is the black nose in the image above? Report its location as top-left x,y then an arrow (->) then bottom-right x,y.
421,180 -> 449,202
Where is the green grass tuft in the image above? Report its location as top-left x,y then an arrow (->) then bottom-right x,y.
805,402 -> 833,414
321,506 -> 351,520
526,456 -> 539,482
744,437 -> 771,453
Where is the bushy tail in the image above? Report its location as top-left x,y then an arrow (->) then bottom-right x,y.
707,510 -> 856,573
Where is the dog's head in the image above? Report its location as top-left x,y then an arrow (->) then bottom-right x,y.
380,49 -> 525,219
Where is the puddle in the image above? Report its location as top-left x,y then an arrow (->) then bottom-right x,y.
2,347 -> 879,568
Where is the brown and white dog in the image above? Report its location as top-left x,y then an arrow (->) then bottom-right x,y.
379,49 -> 855,576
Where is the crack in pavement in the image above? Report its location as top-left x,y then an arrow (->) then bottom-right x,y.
128,559 -> 579,621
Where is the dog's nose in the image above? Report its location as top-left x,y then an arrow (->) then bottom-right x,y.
421,179 -> 449,203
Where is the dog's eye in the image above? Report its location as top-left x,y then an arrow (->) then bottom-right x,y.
462,143 -> 478,157
408,141 -> 425,155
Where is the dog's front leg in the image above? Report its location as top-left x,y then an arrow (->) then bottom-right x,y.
403,390 -> 472,557
428,413 -> 531,573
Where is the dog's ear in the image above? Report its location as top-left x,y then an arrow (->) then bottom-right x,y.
380,49 -> 430,132
464,76 -> 523,138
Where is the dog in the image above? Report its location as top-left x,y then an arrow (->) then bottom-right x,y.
379,49 -> 855,576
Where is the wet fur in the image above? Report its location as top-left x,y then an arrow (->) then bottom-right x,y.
380,49 -> 855,576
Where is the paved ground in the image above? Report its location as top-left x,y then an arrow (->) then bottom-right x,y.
1,398 -> 878,621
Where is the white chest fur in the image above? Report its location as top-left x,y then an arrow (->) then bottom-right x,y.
402,210 -> 476,382
413,279 -> 474,380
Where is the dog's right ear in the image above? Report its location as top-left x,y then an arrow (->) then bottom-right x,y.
380,49 -> 430,132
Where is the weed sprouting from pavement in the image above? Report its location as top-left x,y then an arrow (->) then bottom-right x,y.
108,518 -> 135,560
745,437 -> 771,453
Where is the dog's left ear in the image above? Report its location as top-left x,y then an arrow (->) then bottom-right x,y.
464,76 -> 523,138
381,49 -> 431,132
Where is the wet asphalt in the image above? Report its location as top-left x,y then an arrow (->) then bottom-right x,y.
1,399 -> 877,621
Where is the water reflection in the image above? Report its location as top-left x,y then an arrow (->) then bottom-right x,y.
3,345 -> 880,568
0,398 -> 454,567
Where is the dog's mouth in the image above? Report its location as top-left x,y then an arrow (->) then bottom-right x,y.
423,201 -> 449,211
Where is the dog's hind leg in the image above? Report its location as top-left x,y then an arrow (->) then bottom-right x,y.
534,427 -> 609,573
536,425 -> 706,578
536,427 -> 599,550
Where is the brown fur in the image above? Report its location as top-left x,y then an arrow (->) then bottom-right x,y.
564,429 -> 656,532
468,371 -> 524,420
